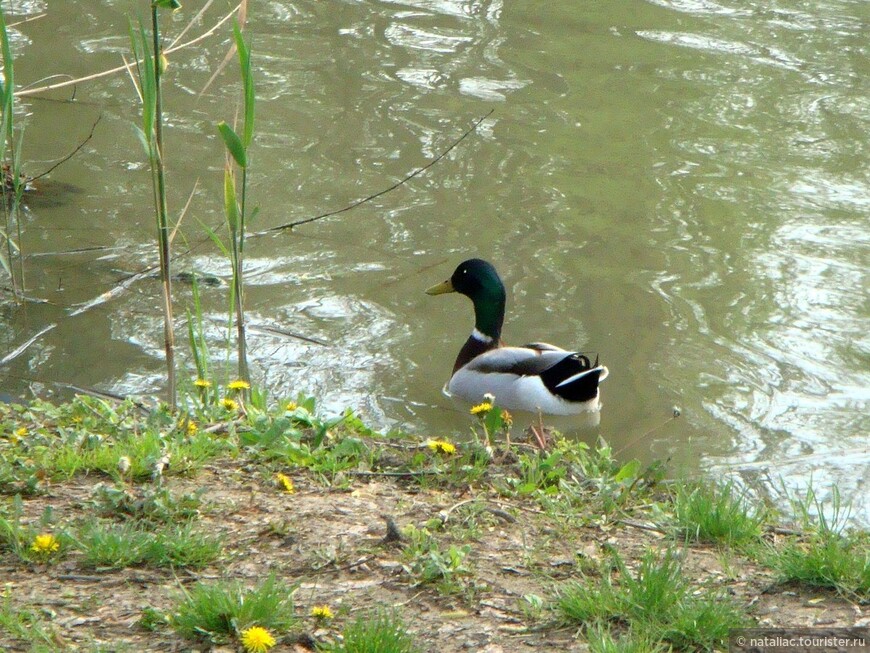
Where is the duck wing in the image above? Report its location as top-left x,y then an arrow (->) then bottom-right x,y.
463,346 -> 608,403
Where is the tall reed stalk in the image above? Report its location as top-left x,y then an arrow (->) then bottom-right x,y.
129,0 -> 180,409
217,23 -> 255,386
0,8 -> 25,299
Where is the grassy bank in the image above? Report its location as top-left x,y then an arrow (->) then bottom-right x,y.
0,391 -> 868,652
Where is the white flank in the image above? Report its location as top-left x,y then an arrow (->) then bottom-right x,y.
449,370 -> 601,416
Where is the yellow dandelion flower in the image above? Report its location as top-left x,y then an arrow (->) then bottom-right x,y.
240,625 -> 276,653
15,427 -> 27,437
275,473 -> 295,494
285,401 -> 298,412
221,398 -> 239,412
310,604 -> 334,620
186,421 -> 198,435
426,439 -> 456,455
194,378 -> 212,388
228,379 -> 251,391
30,533 -> 60,557
470,402 -> 493,416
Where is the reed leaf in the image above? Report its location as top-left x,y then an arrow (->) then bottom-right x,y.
223,168 -> 239,232
217,122 -> 246,169
233,22 -> 254,148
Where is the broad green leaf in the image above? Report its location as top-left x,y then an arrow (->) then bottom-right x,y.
217,121 -> 246,168
613,459 -> 641,483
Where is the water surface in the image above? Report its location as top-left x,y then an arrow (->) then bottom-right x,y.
3,0 -> 868,521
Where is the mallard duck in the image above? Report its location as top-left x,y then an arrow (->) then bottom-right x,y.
426,258 -> 608,415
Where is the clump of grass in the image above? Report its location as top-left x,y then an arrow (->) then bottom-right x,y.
34,425 -> 225,482
555,548 -> 747,651
73,521 -> 151,569
170,575 -> 296,644
766,486 -> 869,598
71,519 -> 222,569
0,592 -> 58,651
327,609 -> 420,653
148,522 -> 223,568
586,624 -> 667,653
670,480 -> 766,546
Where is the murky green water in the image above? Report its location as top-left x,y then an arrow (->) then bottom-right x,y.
3,1 -> 868,520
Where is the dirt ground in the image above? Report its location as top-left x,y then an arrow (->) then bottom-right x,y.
2,458 -> 868,652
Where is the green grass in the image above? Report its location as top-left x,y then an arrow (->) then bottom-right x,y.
171,574 -> 297,643
71,520 -> 222,569
765,486 -> 870,599
0,593 -> 58,651
148,522 -> 223,568
555,548 -> 747,651
0,396 -> 229,491
670,480 -> 767,546
326,610 -> 420,653
767,532 -> 869,598
586,624 -> 667,653
73,521 -> 151,569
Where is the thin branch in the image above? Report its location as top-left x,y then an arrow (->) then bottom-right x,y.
30,114 -> 102,182
197,0 -> 247,96
169,178 -> 200,244
8,14 -> 46,29
248,324 -> 328,347
26,245 -> 122,258
263,109 -> 494,233
0,323 -> 57,366
168,0 -> 216,49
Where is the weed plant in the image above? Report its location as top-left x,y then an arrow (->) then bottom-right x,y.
555,548 -> 747,651
171,574 -> 296,643
128,3 -> 180,408
766,486 -> 870,598
670,480 -> 767,546
0,593 -> 57,651
326,609 -> 420,653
